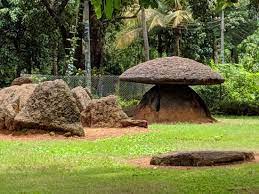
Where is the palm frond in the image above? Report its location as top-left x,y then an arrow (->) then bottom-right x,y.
145,9 -> 166,31
116,28 -> 142,49
148,14 -> 166,31
165,10 -> 193,28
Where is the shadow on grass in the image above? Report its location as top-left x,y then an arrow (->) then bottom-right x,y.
0,163 -> 259,194
0,166 -> 175,194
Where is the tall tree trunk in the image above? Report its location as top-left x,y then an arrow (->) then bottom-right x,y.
175,28 -> 181,56
83,0 -> 91,87
90,3 -> 105,69
220,10 -> 225,64
73,2 -> 106,71
141,7 -> 150,61
157,32 -> 163,58
213,38 -> 219,64
13,20 -> 25,78
231,46 -> 239,63
16,66 -> 22,78
53,43 -> 58,76
41,0 -> 71,53
73,0 -> 84,69
26,54 -> 32,74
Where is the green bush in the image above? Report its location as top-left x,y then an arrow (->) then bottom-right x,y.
118,97 -> 140,109
238,28 -> 259,73
195,63 -> 259,115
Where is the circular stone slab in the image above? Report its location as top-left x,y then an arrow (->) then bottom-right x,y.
119,56 -> 224,85
150,151 -> 255,167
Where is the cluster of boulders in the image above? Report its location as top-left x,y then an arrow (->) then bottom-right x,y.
0,77 -> 147,137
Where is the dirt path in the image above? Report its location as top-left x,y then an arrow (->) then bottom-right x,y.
0,127 -> 149,141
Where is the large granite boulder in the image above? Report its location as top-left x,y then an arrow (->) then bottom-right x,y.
11,77 -> 33,86
150,151 -> 255,167
81,95 -> 129,128
71,86 -> 92,112
0,84 -> 37,130
14,80 -> 85,136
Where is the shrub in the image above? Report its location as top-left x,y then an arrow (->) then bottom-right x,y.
195,63 -> 259,115
118,97 -> 140,109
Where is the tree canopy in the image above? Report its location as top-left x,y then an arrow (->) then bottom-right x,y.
0,0 -> 258,86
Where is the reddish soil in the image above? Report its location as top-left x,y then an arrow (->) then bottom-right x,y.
0,127 -> 149,141
85,127 -> 149,140
128,154 -> 259,170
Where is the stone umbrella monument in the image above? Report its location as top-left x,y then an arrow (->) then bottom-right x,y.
119,56 -> 225,123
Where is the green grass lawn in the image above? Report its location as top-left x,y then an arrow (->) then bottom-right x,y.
0,116 -> 259,194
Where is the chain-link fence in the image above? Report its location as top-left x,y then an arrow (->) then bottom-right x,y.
22,74 -> 259,115
22,74 -> 152,100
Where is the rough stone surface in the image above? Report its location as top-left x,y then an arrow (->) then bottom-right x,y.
0,84 -> 37,109
64,132 -> 72,137
0,84 -> 37,130
84,87 -> 92,99
49,131 -> 55,136
120,56 -> 224,85
0,113 -> 4,129
120,119 -> 148,128
81,95 -> 129,128
150,151 -> 255,166
3,104 -> 17,131
71,86 -> 92,112
11,77 -> 33,86
14,80 -> 85,136
134,85 -> 215,124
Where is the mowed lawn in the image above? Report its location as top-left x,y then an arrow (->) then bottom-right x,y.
0,117 -> 259,194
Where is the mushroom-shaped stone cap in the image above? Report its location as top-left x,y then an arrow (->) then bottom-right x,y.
119,56 -> 225,85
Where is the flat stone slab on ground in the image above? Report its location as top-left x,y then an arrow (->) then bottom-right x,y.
150,151 -> 255,167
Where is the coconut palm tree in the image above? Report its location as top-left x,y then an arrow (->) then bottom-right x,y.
116,0 -> 193,57
160,0 -> 193,56
141,6 -> 150,61
116,2 -> 157,61
215,0 -> 238,63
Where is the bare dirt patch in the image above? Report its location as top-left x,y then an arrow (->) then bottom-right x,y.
128,154 -> 259,170
0,127 -> 149,141
85,127 -> 148,140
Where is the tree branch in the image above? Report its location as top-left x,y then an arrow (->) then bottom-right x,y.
57,0 -> 70,15
41,0 -> 57,18
40,0 -> 70,51
115,7 -> 141,20
102,7 -> 141,24
114,15 -> 138,20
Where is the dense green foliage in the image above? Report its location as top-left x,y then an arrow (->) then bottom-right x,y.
238,28 -> 259,72
104,0 -> 258,73
0,117 -> 258,193
0,0 -> 79,86
196,63 -> 259,115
